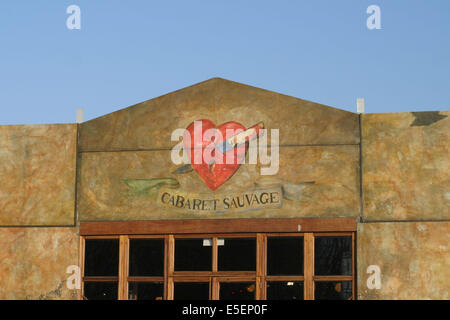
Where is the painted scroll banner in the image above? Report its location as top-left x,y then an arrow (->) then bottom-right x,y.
157,186 -> 282,213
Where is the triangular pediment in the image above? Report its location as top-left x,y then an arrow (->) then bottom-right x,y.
79,78 -> 359,151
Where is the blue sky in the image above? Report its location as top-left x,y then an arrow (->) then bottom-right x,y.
0,0 -> 449,124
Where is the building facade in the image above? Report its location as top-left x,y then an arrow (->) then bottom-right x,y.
0,78 -> 448,300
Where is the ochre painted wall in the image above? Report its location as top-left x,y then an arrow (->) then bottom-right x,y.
358,111 -> 449,299
0,228 -> 79,300
0,124 -> 79,299
78,146 -> 360,220
362,111 -> 449,221
79,78 -> 359,152
0,124 -> 77,225
357,222 -> 450,300
77,78 -> 360,221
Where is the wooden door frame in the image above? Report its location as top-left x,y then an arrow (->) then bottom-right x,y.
80,218 -> 356,236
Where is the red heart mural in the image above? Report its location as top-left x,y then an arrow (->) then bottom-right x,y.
183,119 -> 248,190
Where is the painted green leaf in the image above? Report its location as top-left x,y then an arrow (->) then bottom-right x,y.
123,178 -> 180,198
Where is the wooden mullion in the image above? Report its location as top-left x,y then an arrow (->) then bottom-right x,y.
78,236 -> 85,300
256,277 -> 263,301
167,277 -> 174,300
313,276 -> 353,281
128,277 -> 165,282
168,235 -> 175,276
215,276 -> 256,282
211,272 -> 256,277
211,277 -> 219,300
118,235 -> 129,300
256,233 -> 264,300
83,277 -> 119,282
172,276 -> 212,282
167,235 -> 175,300
172,272 -> 256,278
173,271 -> 214,277
209,277 -> 212,300
352,232 -> 356,300
256,234 -> 263,278
212,237 -> 218,273
262,235 -> 267,300
304,233 -> 314,300
163,235 -> 169,300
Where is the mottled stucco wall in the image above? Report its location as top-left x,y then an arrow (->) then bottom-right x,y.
78,78 -> 360,221
362,111 -> 449,221
78,146 -> 360,220
79,78 -> 359,151
0,124 -> 77,225
358,111 -> 449,300
0,124 -> 79,300
357,222 -> 450,300
0,228 -> 79,300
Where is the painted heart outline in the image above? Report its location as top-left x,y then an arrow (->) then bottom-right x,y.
183,119 -> 261,190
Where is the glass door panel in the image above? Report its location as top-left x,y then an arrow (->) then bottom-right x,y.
219,282 -> 256,300
173,282 -> 210,300
175,238 -> 212,271
217,238 -> 256,271
128,282 -> 164,300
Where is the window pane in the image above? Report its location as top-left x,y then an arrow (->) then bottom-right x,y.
128,282 -> 164,300
219,282 -> 255,300
267,281 -> 304,300
129,239 -> 164,276
315,281 -> 352,300
314,236 -> 352,275
84,282 -> 118,300
267,237 -> 303,275
84,239 -> 119,276
218,238 -> 256,271
175,239 -> 212,271
174,282 -> 209,300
